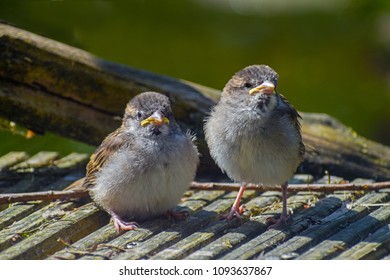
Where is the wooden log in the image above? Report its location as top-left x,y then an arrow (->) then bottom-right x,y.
299,113 -> 390,181
1,23 -> 389,179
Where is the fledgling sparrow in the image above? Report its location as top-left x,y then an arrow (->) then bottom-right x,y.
204,65 -> 305,228
83,91 -> 199,232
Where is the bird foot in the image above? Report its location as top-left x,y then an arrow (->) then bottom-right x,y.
110,211 -> 139,233
221,204 -> 246,226
165,209 -> 189,221
267,213 -> 288,229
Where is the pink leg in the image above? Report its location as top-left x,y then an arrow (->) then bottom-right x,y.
110,211 -> 139,233
224,182 -> 247,224
268,181 -> 289,229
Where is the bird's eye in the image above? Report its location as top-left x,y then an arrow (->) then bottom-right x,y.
136,111 -> 143,120
243,82 -> 252,88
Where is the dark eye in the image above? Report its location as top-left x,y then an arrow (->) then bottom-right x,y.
136,111 -> 143,120
243,82 -> 252,88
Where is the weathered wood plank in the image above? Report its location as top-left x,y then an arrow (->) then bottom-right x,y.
40,170 -> 85,192
0,203 -> 108,259
259,191 -> 390,260
0,152 -> 88,194
52,153 -> 89,169
78,190 -> 226,260
298,203 -> 390,259
153,191 -> 279,260
334,224 -> 390,260
382,253 -> 390,260
251,193 -> 355,260
1,175 -> 56,194
180,176 -> 315,260
47,224 -> 119,260
0,202 -> 44,229
225,195 -> 344,259
10,151 -> 59,171
185,191 -> 323,260
113,190 -> 255,260
0,201 -> 74,252
0,152 -> 28,170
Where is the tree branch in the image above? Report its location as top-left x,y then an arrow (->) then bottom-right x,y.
1,181 -> 390,205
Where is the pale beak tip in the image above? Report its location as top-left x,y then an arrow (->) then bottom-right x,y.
249,81 -> 275,95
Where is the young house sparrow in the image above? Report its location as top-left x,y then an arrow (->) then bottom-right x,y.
83,91 -> 199,232
204,65 -> 305,228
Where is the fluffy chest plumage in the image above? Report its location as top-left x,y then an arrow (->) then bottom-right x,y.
206,103 -> 302,185
91,133 -> 198,219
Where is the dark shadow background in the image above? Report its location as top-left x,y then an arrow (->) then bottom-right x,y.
0,0 -> 389,155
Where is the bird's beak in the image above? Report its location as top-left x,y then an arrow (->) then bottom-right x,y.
249,81 -> 275,95
140,111 -> 170,127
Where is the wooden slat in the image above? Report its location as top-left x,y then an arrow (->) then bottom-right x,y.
334,224 -> 390,259
257,191 -> 390,260
298,203 -> 390,259
152,192 -> 281,260
0,202 -> 44,229
0,203 -> 108,259
52,153 -> 89,169
47,224 -> 119,259
222,193 -> 348,260
185,191 -> 324,260
0,201 -> 75,252
0,152 -> 29,170
40,170 -> 85,192
1,177 -> 55,194
69,190 -> 226,260
10,151 -> 59,170
0,152 -> 87,194
382,253 -> 390,260
113,190 -> 255,260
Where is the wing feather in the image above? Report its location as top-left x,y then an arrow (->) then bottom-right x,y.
277,94 -> 305,161
83,129 -> 129,189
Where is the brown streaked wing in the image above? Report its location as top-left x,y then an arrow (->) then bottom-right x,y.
83,128 -> 129,189
278,94 -> 306,161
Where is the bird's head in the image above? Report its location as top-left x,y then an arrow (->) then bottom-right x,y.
222,64 -> 279,114
123,91 -> 176,137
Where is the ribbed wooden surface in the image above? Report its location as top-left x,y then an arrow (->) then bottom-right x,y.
0,151 -> 389,260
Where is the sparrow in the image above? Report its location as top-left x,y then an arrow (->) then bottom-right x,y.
83,91 -> 199,233
204,65 -> 305,228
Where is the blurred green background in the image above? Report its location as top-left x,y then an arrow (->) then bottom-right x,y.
0,0 -> 390,157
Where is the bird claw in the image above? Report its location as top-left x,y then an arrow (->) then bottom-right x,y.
113,219 -> 139,233
221,204 -> 246,226
110,211 -> 139,233
267,214 -> 288,229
